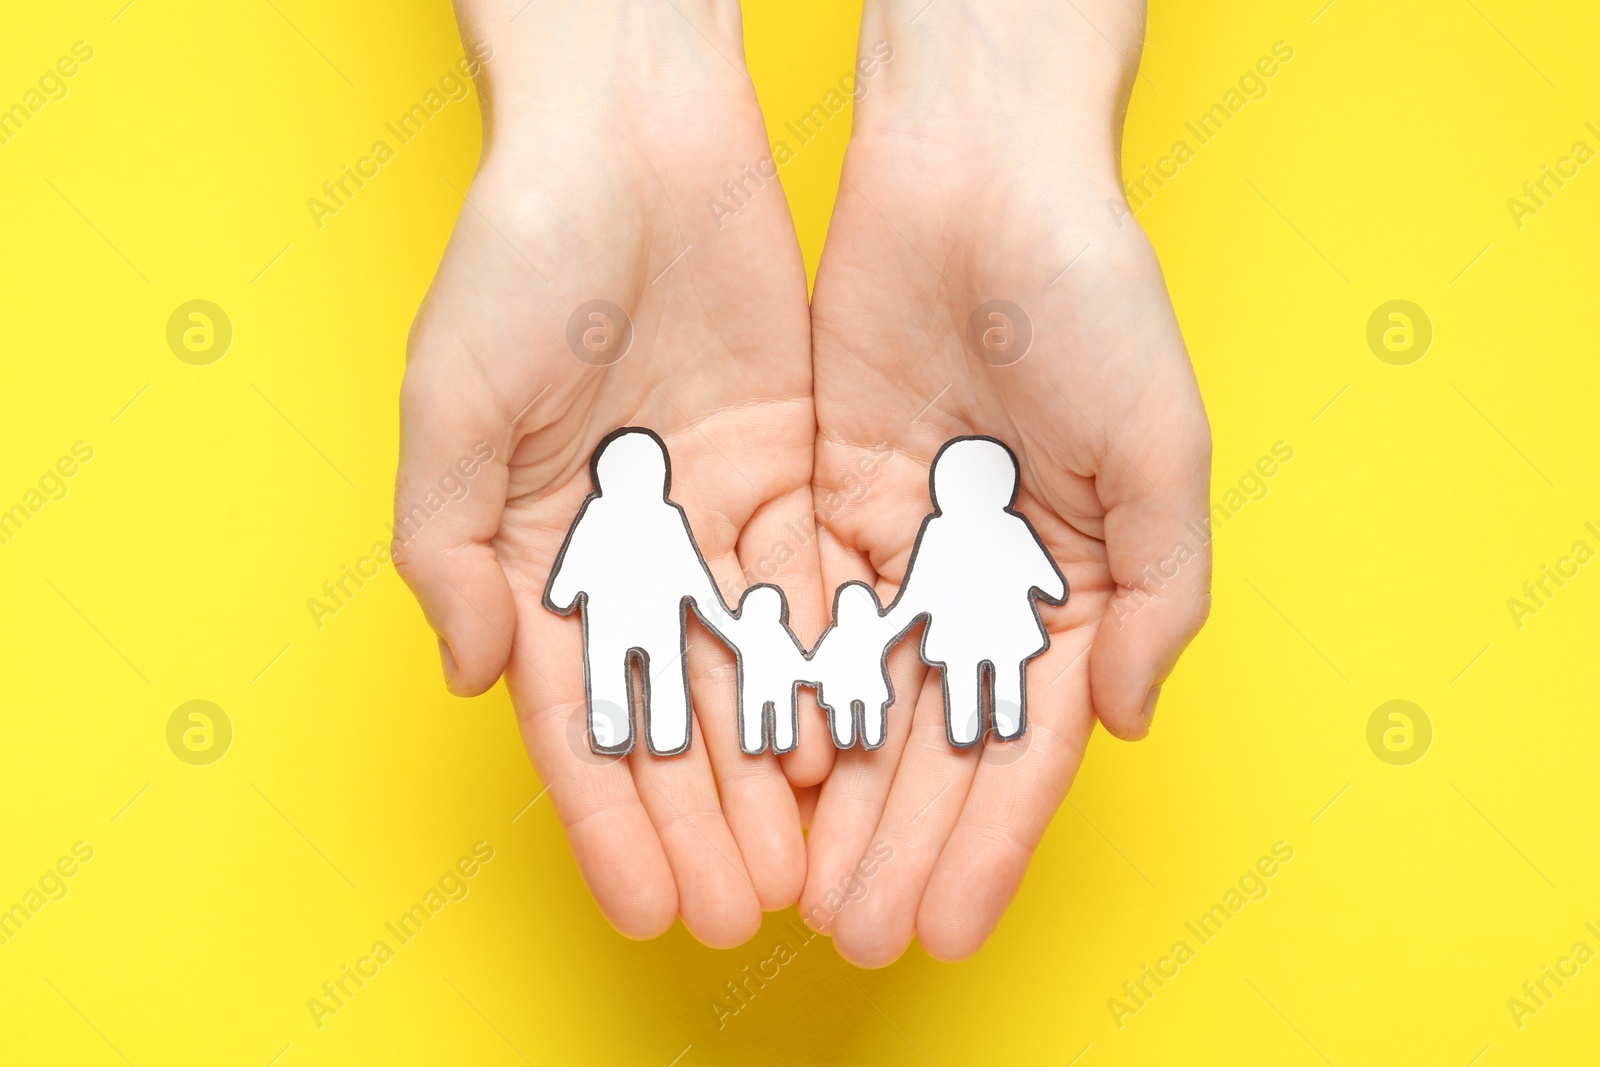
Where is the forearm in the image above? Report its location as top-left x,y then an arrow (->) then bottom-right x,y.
854,0 -> 1145,185
449,0 -> 747,152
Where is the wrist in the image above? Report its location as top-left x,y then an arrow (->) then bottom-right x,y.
852,0 -> 1144,187
451,0 -> 747,150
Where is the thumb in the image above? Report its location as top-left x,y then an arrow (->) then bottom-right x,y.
1087,421 -> 1212,740
392,364 -> 516,696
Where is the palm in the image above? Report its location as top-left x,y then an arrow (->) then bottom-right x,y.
395,38 -> 830,947
802,133 -> 1210,965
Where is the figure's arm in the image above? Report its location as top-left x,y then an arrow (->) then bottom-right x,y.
803,634 -> 829,684
543,505 -> 593,614
880,521 -> 933,637
692,562 -> 740,639
691,597 -> 733,642
786,630 -> 816,680
701,605 -> 740,649
878,594 -> 918,645
661,505 -> 734,635
1026,526 -> 1068,604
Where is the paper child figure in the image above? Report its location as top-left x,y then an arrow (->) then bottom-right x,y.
543,428 -> 730,756
887,436 -> 1067,747
809,581 -> 906,750
717,584 -> 812,755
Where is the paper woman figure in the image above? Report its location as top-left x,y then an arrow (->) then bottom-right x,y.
886,436 -> 1067,747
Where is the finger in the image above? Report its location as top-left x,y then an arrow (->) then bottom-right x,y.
797,515 -> 923,937
1088,393 -> 1212,739
627,646 -> 764,949
504,605 -> 679,940
392,357 -> 516,695
782,688 -> 836,788
685,619 -> 806,912
793,783 -> 820,829
829,669 -> 979,969
917,632 -> 1096,961
797,632 -> 925,936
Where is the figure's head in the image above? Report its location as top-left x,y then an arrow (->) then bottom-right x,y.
930,437 -> 1016,514
833,581 -> 882,627
593,429 -> 669,501
739,584 -> 785,622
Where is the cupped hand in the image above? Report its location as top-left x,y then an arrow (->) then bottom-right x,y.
392,0 -> 830,947
801,0 -> 1212,965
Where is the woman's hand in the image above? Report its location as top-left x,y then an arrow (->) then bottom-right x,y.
801,0 -> 1212,965
393,0 -> 830,947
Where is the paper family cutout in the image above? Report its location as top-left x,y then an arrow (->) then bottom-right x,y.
543,428 -> 1067,757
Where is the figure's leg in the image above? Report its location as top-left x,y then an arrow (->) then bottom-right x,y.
585,644 -> 634,753
737,671 -> 767,754
821,687 -> 855,748
861,686 -> 888,749
943,660 -> 982,746
770,683 -> 798,754
641,635 -> 692,755
992,661 -> 1026,740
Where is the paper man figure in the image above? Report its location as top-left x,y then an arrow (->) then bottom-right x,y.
718,584 -> 811,754
810,581 -> 907,749
543,428 -> 730,756
887,436 -> 1067,747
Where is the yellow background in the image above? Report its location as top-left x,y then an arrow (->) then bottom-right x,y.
2,0 -> 1597,1063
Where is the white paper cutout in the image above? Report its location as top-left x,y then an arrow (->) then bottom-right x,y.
810,582 -> 903,750
882,436 -> 1068,747
544,429 -> 1067,757
543,428 -> 730,756
720,584 -> 810,755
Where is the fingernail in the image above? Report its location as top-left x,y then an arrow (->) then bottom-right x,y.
1141,684 -> 1163,728
438,636 -> 458,684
